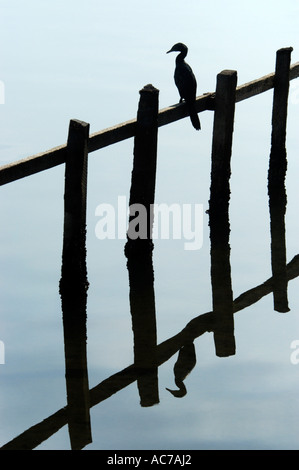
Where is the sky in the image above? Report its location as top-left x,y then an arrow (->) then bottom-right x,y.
1,0 -> 299,160
1,0 -> 299,450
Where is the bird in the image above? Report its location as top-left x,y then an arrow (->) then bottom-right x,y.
167,43 -> 201,130
166,342 -> 197,398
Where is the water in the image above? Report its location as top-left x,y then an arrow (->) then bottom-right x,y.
1,92 -> 299,449
1,0 -> 299,451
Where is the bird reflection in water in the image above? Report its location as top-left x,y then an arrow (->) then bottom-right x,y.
166,342 -> 196,398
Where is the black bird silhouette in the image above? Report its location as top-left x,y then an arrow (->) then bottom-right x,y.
167,43 -> 201,130
166,342 -> 197,398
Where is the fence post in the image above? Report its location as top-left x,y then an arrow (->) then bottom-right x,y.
59,119 -> 92,449
125,84 -> 159,406
126,83 -> 159,249
209,70 -> 237,357
268,47 -> 293,313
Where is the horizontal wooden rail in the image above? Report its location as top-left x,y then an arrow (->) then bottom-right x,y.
1,61 -> 299,186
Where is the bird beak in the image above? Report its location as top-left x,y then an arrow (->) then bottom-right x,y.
166,48 -> 173,54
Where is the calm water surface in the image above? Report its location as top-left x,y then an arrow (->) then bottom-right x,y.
1,93 -> 299,451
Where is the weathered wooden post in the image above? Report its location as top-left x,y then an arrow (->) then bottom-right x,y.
125,84 -> 159,406
209,70 -> 237,357
59,119 -> 92,449
268,47 -> 292,313
126,84 -> 159,248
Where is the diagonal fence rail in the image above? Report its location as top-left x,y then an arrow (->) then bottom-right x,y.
1,253 -> 299,450
0,56 -> 298,186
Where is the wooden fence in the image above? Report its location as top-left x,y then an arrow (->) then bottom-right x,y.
1,47 -> 299,450
1,48 -> 299,186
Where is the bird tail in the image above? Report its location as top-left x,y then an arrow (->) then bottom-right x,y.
186,102 -> 201,130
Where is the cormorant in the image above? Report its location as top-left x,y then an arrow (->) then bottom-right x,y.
167,43 -> 201,130
166,342 -> 197,398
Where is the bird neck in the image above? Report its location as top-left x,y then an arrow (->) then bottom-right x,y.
175,49 -> 187,63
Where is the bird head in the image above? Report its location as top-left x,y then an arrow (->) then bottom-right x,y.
167,43 -> 188,54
